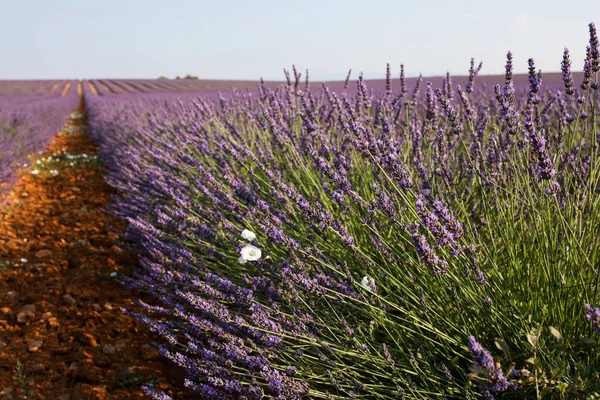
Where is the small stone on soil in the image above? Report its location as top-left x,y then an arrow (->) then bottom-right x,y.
101,344 -> 115,355
20,304 -> 36,314
35,249 -> 53,258
110,245 -> 124,255
17,304 -> 36,323
28,340 -> 43,352
67,362 -> 78,373
114,341 -> 126,351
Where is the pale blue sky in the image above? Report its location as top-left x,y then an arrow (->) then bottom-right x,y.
0,0 -> 597,80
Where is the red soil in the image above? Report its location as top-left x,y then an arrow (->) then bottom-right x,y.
0,105 -> 191,399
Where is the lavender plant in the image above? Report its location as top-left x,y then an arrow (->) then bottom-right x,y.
86,24 -> 600,399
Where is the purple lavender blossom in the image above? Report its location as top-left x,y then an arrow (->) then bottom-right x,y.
527,58 -> 542,106
440,363 -> 453,382
400,63 -> 408,96
585,304 -> 600,334
142,385 -> 173,400
435,88 -> 463,134
468,336 -> 511,396
411,73 -> 423,104
425,82 -> 437,129
466,58 -> 483,94
581,53 -> 593,91
561,48 -> 575,96
344,69 -> 352,90
385,63 -> 392,100
494,51 -> 522,136
589,22 -> 600,73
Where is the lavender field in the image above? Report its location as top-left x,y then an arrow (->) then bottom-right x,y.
2,19 -> 600,400
74,23 -> 600,399
0,81 -> 79,195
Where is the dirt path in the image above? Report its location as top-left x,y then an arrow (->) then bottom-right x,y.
0,100 -> 187,399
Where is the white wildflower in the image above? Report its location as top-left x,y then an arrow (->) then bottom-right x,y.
31,169 -> 40,175
50,170 -> 59,177
20,258 -> 27,263
361,275 -> 376,292
239,244 -> 261,264
110,272 -> 117,278
241,229 -> 256,241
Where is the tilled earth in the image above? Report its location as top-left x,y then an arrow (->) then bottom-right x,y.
0,109 -> 191,399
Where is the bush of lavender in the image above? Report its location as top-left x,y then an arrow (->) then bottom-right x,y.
0,90 -> 79,195
86,24 -> 600,399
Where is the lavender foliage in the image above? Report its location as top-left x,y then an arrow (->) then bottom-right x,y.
82,25 -> 600,399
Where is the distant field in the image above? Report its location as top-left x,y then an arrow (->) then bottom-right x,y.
0,71 -> 586,100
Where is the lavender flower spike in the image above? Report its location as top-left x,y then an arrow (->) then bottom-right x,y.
468,336 -> 511,396
585,304 -> 600,334
561,48 -> 575,96
589,22 -> 600,73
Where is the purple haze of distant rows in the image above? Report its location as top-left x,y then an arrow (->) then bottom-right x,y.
0,81 -> 79,196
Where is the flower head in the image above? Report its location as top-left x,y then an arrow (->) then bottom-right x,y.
360,275 -> 376,292
241,229 -> 256,242
239,244 -> 261,264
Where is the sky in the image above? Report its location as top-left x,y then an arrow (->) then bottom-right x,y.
0,0 -> 598,81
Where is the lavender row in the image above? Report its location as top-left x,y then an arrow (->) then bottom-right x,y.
0,88 -> 79,195
86,24 -> 600,399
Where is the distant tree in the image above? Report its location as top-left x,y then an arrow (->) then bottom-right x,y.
158,76 -> 168,79
184,75 -> 199,80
